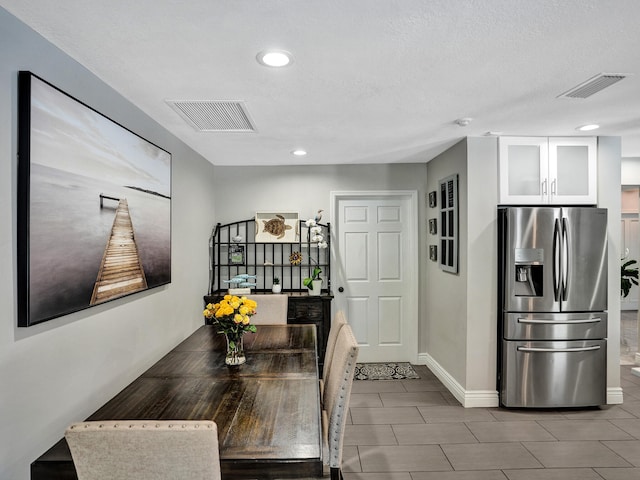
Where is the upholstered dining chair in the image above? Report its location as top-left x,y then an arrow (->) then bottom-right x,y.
319,310 -> 348,398
65,420 -> 221,480
321,324 -> 359,480
246,293 -> 288,324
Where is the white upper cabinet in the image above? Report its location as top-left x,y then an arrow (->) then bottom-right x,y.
499,136 -> 597,205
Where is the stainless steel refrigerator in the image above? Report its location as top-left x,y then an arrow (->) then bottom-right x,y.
498,206 -> 608,408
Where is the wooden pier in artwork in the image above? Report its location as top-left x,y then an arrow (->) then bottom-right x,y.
90,197 -> 147,305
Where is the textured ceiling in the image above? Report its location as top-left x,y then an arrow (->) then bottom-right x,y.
2,0 -> 640,166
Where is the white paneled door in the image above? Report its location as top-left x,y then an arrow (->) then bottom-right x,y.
331,191 -> 418,363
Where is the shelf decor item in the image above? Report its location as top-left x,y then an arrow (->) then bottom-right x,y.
228,245 -> 245,265
255,212 -> 299,242
303,213 -> 328,296
272,277 -> 282,293
203,295 -> 258,366
305,213 -> 328,248
303,260 -> 323,296
289,251 -> 303,265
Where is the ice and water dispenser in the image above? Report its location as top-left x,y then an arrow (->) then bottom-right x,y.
513,248 -> 543,297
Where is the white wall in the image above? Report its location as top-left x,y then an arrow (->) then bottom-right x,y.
622,156 -> 640,184
0,9 -> 215,480
465,137 -> 499,393
599,137 -> 623,399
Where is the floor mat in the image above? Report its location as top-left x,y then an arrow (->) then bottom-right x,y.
354,362 -> 420,380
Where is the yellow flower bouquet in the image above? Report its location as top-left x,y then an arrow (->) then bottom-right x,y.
203,295 -> 258,365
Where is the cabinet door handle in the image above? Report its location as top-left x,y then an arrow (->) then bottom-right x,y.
551,178 -> 557,195
542,178 -> 547,195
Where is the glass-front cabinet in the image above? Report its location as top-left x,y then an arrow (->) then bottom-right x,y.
499,136 -> 597,205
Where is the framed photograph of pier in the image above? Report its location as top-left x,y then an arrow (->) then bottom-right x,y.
17,71 -> 172,327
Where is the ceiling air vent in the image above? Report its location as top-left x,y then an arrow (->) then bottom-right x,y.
558,73 -> 627,99
166,100 -> 256,132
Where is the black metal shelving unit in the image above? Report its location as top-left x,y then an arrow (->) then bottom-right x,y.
208,218 -> 331,295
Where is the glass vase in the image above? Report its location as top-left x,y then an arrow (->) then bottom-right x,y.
224,333 -> 246,366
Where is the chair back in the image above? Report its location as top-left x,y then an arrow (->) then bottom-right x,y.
322,324 -> 359,469
322,310 -> 348,381
246,294 -> 288,324
65,420 -> 221,480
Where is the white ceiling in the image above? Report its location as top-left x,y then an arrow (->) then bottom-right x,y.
3,0 -> 640,166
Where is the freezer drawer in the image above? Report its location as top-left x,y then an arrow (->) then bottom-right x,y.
501,339 -> 606,408
504,312 -> 607,341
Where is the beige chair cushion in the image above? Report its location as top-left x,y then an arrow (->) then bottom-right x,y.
246,294 -> 288,324
320,310 -> 348,398
321,324 -> 359,469
65,420 -> 221,480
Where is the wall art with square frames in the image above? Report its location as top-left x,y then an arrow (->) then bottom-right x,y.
439,174 -> 458,274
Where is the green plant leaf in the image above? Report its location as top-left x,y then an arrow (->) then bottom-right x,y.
621,259 -> 639,297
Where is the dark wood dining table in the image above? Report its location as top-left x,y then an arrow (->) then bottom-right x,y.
31,324 -> 323,479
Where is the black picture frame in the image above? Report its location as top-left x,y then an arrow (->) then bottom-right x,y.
428,218 -> 437,235
428,191 -> 437,208
438,174 -> 459,274
17,71 -> 172,327
228,245 -> 245,265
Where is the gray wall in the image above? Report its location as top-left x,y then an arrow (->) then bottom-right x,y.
424,139 -> 469,383
212,163 -> 428,225
0,9 -> 215,480
212,163 -> 429,339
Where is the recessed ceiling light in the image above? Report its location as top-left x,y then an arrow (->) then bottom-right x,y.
291,149 -> 307,156
576,124 -> 600,131
257,50 -> 293,67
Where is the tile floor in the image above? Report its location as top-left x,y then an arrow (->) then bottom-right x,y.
341,364 -> 640,480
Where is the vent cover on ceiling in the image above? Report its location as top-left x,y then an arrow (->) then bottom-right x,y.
558,73 -> 627,99
166,100 -> 256,132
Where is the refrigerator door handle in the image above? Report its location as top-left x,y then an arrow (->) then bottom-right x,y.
553,218 -> 561,302
561,217 -> 569,301
517,317 -> 602,324
517,345 -> 601,353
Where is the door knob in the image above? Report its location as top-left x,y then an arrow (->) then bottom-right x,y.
338,287 -> 344,293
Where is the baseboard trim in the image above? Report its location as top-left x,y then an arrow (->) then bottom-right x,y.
607,387 -> 624,404
417,353 -> 620,407
418,353 -> 499,408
